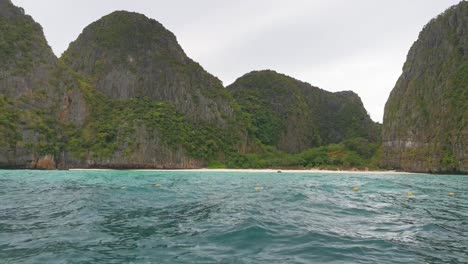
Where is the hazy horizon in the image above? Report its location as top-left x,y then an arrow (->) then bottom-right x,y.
12,0 -> 462,122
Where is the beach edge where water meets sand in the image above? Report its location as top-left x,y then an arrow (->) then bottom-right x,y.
68,168 -> 416,174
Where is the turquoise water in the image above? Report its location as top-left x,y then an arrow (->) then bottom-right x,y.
0,170 -> 467,264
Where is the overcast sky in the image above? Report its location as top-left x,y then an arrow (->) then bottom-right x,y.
12,0 -> 461,122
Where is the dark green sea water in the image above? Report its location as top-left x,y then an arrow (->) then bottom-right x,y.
0,170 -> 467,264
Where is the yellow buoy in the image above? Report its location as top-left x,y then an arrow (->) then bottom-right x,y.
255,187 -> 264,191
407,191 -> 414,196
449,192 -> 455,197
353,187 -> 360,192
154,184 -> 161,187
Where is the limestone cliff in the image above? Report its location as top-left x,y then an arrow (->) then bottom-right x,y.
382,2 -> 467,173
228,70 -> 381,153
0,0 -> 383,169
0,0 -> 57,98
62,11 -> 233,125
57,11 -> 246,168
0,0 -> 65,169
0,3 -> 246,169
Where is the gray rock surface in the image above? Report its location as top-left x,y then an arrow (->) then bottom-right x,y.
228,70 -> 381,153
62,11 -> 234,125
382,2 -> 467,173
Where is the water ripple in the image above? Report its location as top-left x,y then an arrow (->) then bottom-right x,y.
0,170 -> 467,263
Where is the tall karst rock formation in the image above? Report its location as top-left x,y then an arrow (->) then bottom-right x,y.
0,0 -> 388,169
228,70 -> 381,154
0,0 -> 57,97
62,11 -> 235,124
0,3 -> 246,169
57,11 -> 247,169
0,0 -> 66,168
382,2 -> 467,173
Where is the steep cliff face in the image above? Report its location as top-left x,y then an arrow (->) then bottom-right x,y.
0,0 -> 66,169
0,0 -> 57,98
62,11 -> 233,124
56,11 -> 246,169
228,70 -> 380,153
0,3 -> 246,169
382,2 -> 467,173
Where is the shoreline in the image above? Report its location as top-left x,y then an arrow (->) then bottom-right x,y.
68,168 -> 416,174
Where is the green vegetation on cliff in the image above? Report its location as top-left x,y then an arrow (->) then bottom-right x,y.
0,1 -> 386,170
228,70 -> 381,153
0,0 -> 56,97
63,84 -> 241,162
55,10 -> 248,168
382,2 -> 467,173
0,90 -> 65,166
62,11 -> 236,126
0,95 -> 19,150
217,70 -> 383,170
0,0 -> 63,168
0,3 -> 48,69
221,137 -> 381,170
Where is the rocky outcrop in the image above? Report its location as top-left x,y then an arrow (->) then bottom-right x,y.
0,0 -> 57,98
62,11 -> 234,125
228,70 -> 381,153
382,2 -> 467,173
58,125 -> 205,169
54,11 -> 246,169
0,0 -> 64,168
0,2 -> 246,169
34,155 -> 56,170
0,1 -> 382,169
